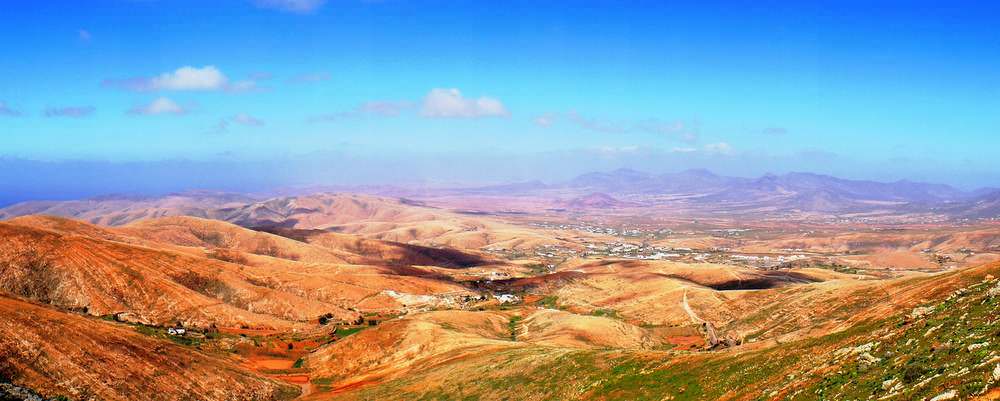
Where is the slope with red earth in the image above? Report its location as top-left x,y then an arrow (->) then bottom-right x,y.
0,296 -> 299,401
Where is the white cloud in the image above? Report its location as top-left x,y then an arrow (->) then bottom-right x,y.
254,0 -> 326,13
420,88 -> 509,118
78,29 -> 91,42
105,66 -> 265,93
129,97 -> 187,115
150,66 -> 228,91
703,142 -> 734,155
0,102 -> 20,117
232,113 -> 265,126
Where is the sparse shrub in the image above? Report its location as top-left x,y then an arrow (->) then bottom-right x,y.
253,237 -> 281,257
0,346 -> 18,382
171,270 -> 241,306
537,295 -> 559,309
207,248 -> 249,265
591,308 -> 621,319
252,237 -> 300,261
508,316 -> 522,341
245,276 -> 279,289
0,245 -> 61,304
191,229 -> 230,248
902,359 -> 930,384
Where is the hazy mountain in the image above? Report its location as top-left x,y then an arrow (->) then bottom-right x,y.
564,192 -> 631,209
0,170 -> 993,219
564,169 -> 973,213
567,168 -> 655,192
935,189 -> 1000,218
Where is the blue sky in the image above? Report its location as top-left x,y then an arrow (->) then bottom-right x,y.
1,0 -> 999,201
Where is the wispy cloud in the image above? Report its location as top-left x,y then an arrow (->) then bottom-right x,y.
210,113 -> 266,133
309,100 -> 415,123
633,119 -> 700,142
44,106 -> 95,118
565,111 -> 625,133
104,65 -> 260,93
288,72 -> 331,83
358,101 -> 414,117
78,29 -> 92,42
232,113 -> 265,126
128,97 -> 187,115
535,112 -> 699,142
420,88 -> 509,119
703,142 -> 734,155
254,0 -> 326,13
533,113 -> 556,127
0,102 -> 21,117
594,145 -> 641,155
310,89 -> 508,122
226,79 -> 262,93
209,120 -> 230,134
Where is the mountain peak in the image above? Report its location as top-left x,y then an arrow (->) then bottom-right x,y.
679,168 -> 717,177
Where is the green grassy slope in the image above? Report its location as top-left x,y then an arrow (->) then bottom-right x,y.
324,269 -> 1000,401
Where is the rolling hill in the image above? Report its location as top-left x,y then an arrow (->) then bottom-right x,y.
291,261 -> 1000,400
0,296 -> 299,401
0,215 -> 502,330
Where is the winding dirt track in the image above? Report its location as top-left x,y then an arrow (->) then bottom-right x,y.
681,289 -> 704,324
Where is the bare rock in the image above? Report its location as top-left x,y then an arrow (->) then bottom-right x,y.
910,306 -> 934,320
929,390 -> 956,401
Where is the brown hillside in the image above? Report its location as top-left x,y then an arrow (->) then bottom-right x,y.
0,296 -> 298,401
0,218 -> 347,329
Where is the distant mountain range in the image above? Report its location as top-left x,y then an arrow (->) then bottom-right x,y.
1,169 -> 997,219
461,168 -> 998,215
565,168 -> 965,200
593,169 -> 1000,214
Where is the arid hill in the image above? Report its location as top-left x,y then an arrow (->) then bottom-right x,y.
292,261 -> 1000,401
0,191 -> 256,226
564,192 -> 631,209
0,216 -> 493,329
1,192 -> 998,401
0,193 -> 608,252
0,296 -> 299,401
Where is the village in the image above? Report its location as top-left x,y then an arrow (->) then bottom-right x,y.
486,240 -> 810,270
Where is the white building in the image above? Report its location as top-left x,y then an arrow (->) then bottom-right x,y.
494,294 -> 520,304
